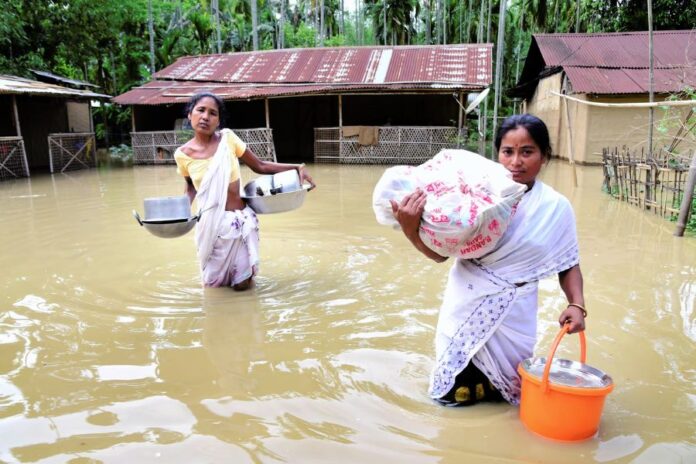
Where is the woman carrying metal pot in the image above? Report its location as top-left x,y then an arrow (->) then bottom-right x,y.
174,92 -> 316,290
390,114 -> 586,406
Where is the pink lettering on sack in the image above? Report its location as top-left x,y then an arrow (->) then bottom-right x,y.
429,214 -> 449,223
488,219 -> 501,236
468,203 -> 479,226
421,226 -> 435,237
425,181 -> 455,197
459,233 -> 493,255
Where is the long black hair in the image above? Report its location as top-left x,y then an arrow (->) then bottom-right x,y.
185,92 -> 227,128
494,114 -> 553,161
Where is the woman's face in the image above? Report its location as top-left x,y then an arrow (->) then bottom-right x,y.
497,126 -> 545,187
188,97 -> 220,135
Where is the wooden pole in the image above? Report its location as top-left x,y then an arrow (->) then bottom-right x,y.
147,0 -> 155,74
338,94 -> 343,161
490,0 -> 507,155
457,91 -> 463,147
563,94 -> 578,187
264,98 -> 272,160
265,98 -> 270,128
12,95 -> 22,136
674,153 -> 696,237
556,79 -> 564,157
647,0 -> 655,156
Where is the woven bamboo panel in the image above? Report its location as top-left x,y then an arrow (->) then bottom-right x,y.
602,147 -> 695,219
130,129 -> 276,165
48,133 -> 96,173
234,129 -> 277,162
314,126 -> 461,164
0,137 -> 30,180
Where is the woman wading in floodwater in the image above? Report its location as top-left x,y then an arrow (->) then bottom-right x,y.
391,114 -> 587,405
174,92 -> 316,291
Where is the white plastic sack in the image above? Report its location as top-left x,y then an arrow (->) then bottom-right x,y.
373,149 -> 526,259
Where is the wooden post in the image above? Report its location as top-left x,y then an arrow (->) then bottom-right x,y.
88,103 -> 94,133
338,94 -> 343,161
264,98 -> 271,160
674,153 -> 696,237
12,96 -> 22,137
563,94 -> 578,187
457,91 -> 464,148
131,108 -> 136,133
264,98 -> 270,128
338,94 -> 343,128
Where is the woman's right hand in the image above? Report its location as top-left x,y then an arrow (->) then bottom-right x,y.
390,188 -> 426,240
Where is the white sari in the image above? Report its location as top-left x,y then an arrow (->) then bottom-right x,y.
195,129 -> 260,287
429,181 -> 579,404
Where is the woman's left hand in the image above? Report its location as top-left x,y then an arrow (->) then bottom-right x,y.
297,164 -> 316,191
558,305 -> 585,333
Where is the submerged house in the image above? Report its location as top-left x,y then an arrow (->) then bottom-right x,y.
0,73 -> 110,178
511,30 -> 696,164
113,44 -> 492,164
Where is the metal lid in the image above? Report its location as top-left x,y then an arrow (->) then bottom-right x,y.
521,357 -> 613,389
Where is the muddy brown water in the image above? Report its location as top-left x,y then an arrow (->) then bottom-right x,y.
0,161 -> 694,463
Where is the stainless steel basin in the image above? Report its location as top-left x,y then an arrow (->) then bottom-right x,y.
143,195 -> 192,221
243,187 -> 310,214
242,170 -> 309,214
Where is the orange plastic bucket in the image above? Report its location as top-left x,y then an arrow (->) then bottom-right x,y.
517,324 -> 614,441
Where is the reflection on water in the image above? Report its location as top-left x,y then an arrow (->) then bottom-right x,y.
0,162 -> 694,463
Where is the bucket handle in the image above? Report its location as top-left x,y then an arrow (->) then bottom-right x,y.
541,324 -> 587,393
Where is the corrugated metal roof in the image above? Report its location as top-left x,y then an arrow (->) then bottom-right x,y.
530,30 -> 696,94
534,30 -> 696,68
564,66 -> 696,94
31,69 -> 100,88
114,80 -> 481,105
114,45 -> 492,105
0,74 -> 110,99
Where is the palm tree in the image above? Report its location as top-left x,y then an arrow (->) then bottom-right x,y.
251,0 -> 259,50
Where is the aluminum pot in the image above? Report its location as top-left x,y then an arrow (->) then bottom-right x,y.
133,210 -> 200,239
243,170 -> 302,197
143,195 -> 192,221
242,170 -> 309,214
243,187 -> 309,214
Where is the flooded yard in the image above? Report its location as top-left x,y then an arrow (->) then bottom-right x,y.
0,161 -> 694,463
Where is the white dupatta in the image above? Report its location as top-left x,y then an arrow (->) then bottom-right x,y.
429,181 -> 579,404
195,129 -> 235,271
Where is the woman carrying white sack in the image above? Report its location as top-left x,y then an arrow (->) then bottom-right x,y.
373,149 -> 527,259
388,114 -> 586,406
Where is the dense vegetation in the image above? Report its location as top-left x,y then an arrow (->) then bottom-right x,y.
1,0 -> 694,139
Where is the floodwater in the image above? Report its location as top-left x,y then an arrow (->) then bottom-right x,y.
0,161 -> 694,463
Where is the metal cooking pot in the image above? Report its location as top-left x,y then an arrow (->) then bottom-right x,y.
243,187 -> 310,214
133,210 -> 200,239
143,195 -> 192,221
242,170 -> 309,214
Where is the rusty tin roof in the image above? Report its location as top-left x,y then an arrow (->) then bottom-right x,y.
514,30 -> 696,96
0,74 -> 110,99
113,45 -> 492,105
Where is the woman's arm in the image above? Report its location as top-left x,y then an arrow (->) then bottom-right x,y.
240,148 -> 316,190
390,189 -> 448,263
184,176 -> 197,203
558,264 -> 586,333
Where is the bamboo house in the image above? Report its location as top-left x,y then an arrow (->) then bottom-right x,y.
113,44 -> 492,165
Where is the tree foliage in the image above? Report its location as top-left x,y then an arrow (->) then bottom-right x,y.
0,0 -> 693,142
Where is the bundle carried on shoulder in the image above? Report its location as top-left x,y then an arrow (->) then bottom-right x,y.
372,149 -> 527,259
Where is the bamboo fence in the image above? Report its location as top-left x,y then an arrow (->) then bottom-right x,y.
602,147 -> 696,226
